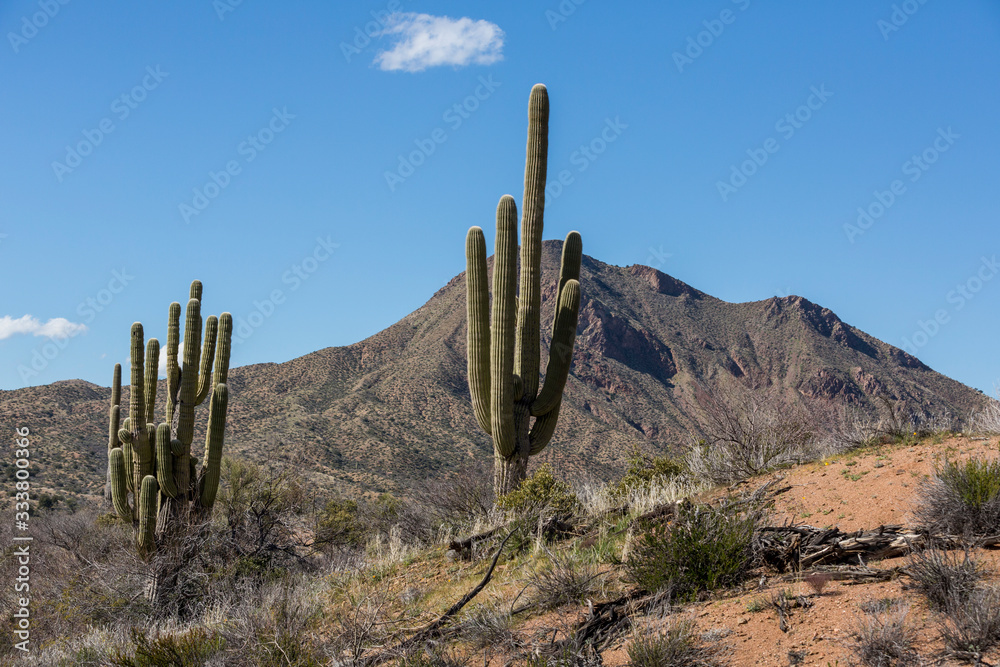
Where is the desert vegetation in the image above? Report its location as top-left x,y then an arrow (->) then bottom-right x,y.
5,83 -> 1000,667
4,414 -> 1000,664
465,83 -> 582,498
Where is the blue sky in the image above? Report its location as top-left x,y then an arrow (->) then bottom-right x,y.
2,1 -> 998,396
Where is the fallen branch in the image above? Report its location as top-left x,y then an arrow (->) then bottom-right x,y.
777,565 -> 903,585
448,523 -> 507,559
363,530 -> 514,666
759,523 -> 994,571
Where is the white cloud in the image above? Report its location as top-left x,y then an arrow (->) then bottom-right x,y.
158,343 -> 172,378
374,13 -> 504,72
0,315 -> 87,340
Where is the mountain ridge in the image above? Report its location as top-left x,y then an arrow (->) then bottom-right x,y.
0,240 -> 983,500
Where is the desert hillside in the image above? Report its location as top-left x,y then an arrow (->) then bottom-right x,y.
0,242 -> 986,502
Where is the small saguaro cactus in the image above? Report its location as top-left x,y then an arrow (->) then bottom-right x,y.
107,280 -> 232,561
465,84 -> 583,497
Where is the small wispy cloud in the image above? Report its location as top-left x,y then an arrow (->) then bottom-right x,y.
0,315 -> 87,340
374,13 -> 504,72
158,344 -> 172,378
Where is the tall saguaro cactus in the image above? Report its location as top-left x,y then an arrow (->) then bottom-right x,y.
107,280 -> 232,565
466,84 -> 583,497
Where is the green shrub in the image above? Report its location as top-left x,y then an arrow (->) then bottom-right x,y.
609,450 -> 684,501
317,497 -> 367,548
497,466 -> 579,518
111,627 -> 226,667
624,500 -> 763,602
914,456 -> 1000,536
941,457 -> 1000,509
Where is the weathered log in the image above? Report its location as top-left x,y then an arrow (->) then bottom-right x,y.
760,523 -> 993,571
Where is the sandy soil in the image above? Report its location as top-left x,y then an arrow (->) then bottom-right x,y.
515,435 -> 1000,666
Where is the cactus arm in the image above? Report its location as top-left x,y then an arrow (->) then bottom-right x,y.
531,279 -> 581,417
128,324 -> 145,438
144,339 -> 159,426
137,475 -> 158,558
176,298 -> 202,447
528,403 -> 561,455
122,443 -> 134,491
111,362 -> 121,406
109,447 -> 132,522
214,313 -> 232,385
155,423 -> 178,499
106,362 -> 122,504
465,226 -> 492,434
118,416 -> 133,445
198,383 -> 228,509
108,406 -> 120,452
128,324 -> 153,512
555,231 -> 582,303
108,363 -> 122,448
514,83 -> 549,403
165,302 -> 181,425
189,279 -> 202,302
194,315 -> 218,405
491,196 -> 519,458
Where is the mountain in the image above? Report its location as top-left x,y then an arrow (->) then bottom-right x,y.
0,241 -> 985,500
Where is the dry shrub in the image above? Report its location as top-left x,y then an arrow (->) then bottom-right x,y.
458,597 -> 520,652
939,585 -> 1000,663
687,381 -> 816,483
410,459 -> 496,531
968,394 -> 1000,435
627,615 -> 723,667
528,550 -> 604,610
849,601 -> 920,667
220,576 -> 327,666
906,546 -> 984,611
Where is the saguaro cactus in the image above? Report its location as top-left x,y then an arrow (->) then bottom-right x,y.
465,84 -> 583,497
108,280 -> 231,561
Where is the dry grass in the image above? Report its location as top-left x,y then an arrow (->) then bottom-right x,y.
939,585 -> 1000,663
906,546 -> 985,611
627,615 -> 724,667
848,601 -> 921,667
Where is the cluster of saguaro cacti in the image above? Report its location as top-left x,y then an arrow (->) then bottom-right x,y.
107,280 -> 232,559
465,84 -> 583,497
